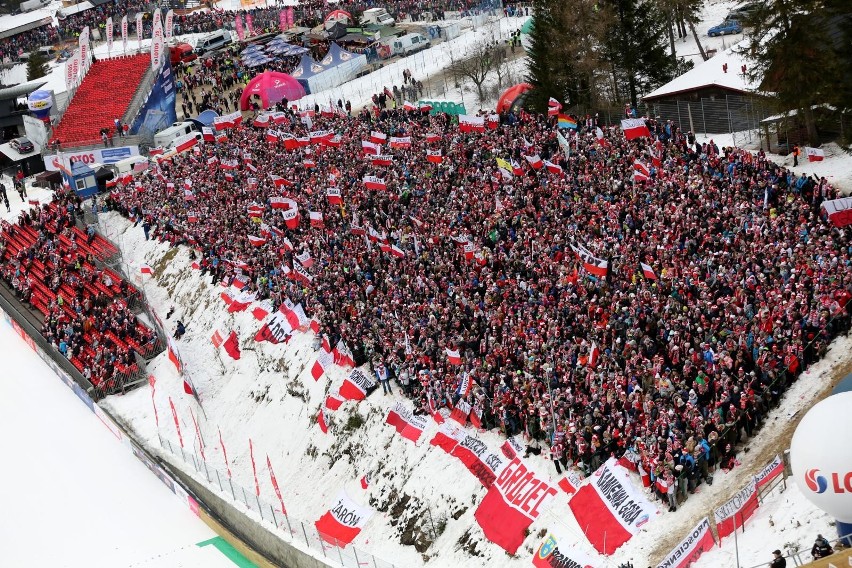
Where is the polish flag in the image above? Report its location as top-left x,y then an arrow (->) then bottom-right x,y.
429,421 -> 465,453
254,305 -> 296,344
314,490 -> 373,546
449,399 -> 471,425
403,100 -> 417,111
293,262 -> 313,285
254,113 -> 271,127
339,369 -> 375,401
390,244 -> 405,258
427,391 -> 444,424
547,97 -> 562,115
426,149 -> 443,164
309,211 -> 324,228
211,328 -> 225,348
214,111 -> 243,130
309,129 -> 333,143
570,243 -> 608,277
333,340 -> 355,368
459,115 -> 485,133
280,237 -> 294,252
805,147 -> 825,162
500,436 -> 524,460
524,154 -> 543,170
446,347 -> 462,365
295,250 -> 313,269
425,132 -> 440,143
385,401 -> 429,443
370,154 -> 393,167
325,393 -> 343,411
140,264 -> 153,275
325,135 -> 342,148
588,341 -> 600,369
363,175 -> 386,190
640,262 -> 657,280
511,159 -> 524,176
282,208 -> 300,229
370,131 -> 387,144
419,102 -> 433,112
544,160 -> 562,175
269,195 -> 290,208
248,235 -> 267,247
360,473 -> 370,489
634,160 -> 650,181
174,134 -> 198,153
361,140 -> 380,155
326,187 -> 342,205
222,330 -> 241,360
202,127 -> 215,142
227,290 -> 256,313
621,118 -> 651,140
568,458 -> 658,554
557,470 -> 585,496
303,157 -> 316,169
252,299 -> 273,320
283,136 -> 299,151
389,136 -> 412,149
266,131 -> 279,144
317,408 -> 329,433
311,344 -> 334,381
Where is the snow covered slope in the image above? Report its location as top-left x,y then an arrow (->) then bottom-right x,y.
98,211 -> 852,568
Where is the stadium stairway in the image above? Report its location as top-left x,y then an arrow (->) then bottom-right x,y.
52,54 -> 151,147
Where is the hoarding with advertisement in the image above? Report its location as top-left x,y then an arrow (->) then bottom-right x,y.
43,145 -> 140,171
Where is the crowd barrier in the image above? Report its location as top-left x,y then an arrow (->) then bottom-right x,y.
0,299 -> 333,568
158,434 -> 399,568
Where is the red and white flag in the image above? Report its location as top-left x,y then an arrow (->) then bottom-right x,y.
214,111 -> 243,130
140,264 -> 153,275
544,159 -> 562,175
459,115 -> 485,133
714,480 -> 758,540
202,127 -> 215,141
361,140 -> 380,155
634,160 -> 650,181
449,399 -> 471,425
370,154 -> 393,167
446,347 -> 462,365
385,401 -> 429,443
311,343 -> 334,381
426,149 -> 443,164
282,208 -> 300,229
317,407 -> 329,433
425,132 -> 440,143
295,250 -> 314,269
547,96 -> 562,115
309,211 -> 324,228
500,436 -> 524,460
269,195 -> 294,209
753,455 -> 783,489
389,136 -> 412,149
339,369 -> 375,401
569,458 -> 658,554
254,305 -> 296,344
369,131 -> 387,144
656,517 -> 715,568
557,469 -> 585,496
252,299 -> 273,321
474,457 -> 559,554
325,393 -> 343,411
363,175 -> 386,190
174,134 -> 198,153
333,340 -> 355,368
524,154 -> 544,170
429,421 -> 464,453
621,118 -> 651,140
640,262 -> 657,280
360,473 -> 370,489
326,187 -> 342,205
570,243 -> 608,277
403,100 -> 417,111
314,490 -> 373,546
248,235 -> 267,247
588,341 -> 600,369
805,146 -> 825,162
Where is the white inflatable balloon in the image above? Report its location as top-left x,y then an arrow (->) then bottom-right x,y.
790,391 -> 852,522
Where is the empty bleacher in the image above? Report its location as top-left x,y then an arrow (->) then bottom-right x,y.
52,54 -> 151,147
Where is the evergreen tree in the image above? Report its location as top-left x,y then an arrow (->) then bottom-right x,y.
599,0 -> 677,108
27,50 -> 49,81
745,0 -> 851,143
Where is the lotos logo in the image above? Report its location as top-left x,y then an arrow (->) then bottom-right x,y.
635,513 -> 650,528
806,469 -> 828,493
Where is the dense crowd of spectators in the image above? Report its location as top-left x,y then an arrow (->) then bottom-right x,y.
105,94 -> 851,511
0,191 -> 156,390
0,23 -> 58,62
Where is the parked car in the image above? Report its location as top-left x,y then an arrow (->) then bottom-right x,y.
708,19 -> 742,36
10,137 -> 35,154
726,2 -> 760,22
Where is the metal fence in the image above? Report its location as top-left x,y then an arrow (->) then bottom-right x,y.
650,94 -> 771,144
158,434 -> 398,568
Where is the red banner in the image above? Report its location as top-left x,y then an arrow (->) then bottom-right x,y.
218,427 -> 231,478
385,402 -> 428,443
169,397 -> 184,448
249,438 -> 260,496
656,517 -> 715,568
267,455 -> 287,515
714,480 -> 758,541
753,455 -> 784,489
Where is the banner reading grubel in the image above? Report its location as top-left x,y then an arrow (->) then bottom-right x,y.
656,517 -> 715,568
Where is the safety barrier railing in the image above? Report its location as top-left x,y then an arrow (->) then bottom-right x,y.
158,435 -> 398,568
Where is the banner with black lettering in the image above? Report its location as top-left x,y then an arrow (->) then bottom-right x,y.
450,435 -> 505,487
568,458 -> 658,554
385,401 -> 429,443
656,517 -> 715,568
714,480 -> 758,541
314,489 -> 373,546
474,456 -> 558,554
753,455 -> 784,489
532,530 -> 598,568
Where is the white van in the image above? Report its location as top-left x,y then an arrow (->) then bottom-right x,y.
195,30 -> 232,55
362,8 -> 395,26
153,121 -> 199,149
113,155 -> 149,175
389,33 -> 430,56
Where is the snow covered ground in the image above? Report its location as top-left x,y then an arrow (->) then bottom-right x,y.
94,207 -> 852,568
0,318 -> 243,568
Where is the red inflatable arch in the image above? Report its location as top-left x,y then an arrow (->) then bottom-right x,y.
497,82 -> 533,114
240,71 -> 306,111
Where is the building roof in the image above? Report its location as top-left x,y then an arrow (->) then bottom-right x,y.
0,7 -> 54,40
643,41 -> 759,101
0,80 -> 48,101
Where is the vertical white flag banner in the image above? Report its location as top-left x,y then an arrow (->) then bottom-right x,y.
165,9 -> 174,39
136,12 -> 143,47
151,14 -> 164,70
121,15 -> 128,53
106,17 -> 113,54
78,26 -> 90,72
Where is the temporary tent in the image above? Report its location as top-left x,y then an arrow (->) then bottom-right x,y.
291,43 -> 367,94
240,71 -> 306,110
